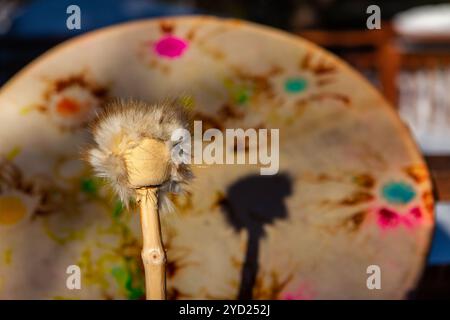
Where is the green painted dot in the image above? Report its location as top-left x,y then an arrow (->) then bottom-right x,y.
111,266 -> 127,287
80,178 -> 97,195
112,200 -> 124,219
285,77 -> 308,93
382,181 -> 416,205
234,88 -> 250,104
125,278 -> 145,300
111,264 -> 145,300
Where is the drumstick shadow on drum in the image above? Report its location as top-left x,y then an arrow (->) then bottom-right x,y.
220,173 -> 292,300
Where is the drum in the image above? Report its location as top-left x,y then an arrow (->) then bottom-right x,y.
0,16 -> 434,299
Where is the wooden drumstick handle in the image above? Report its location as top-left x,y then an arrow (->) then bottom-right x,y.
87,101 -> 192,301
137,188 -> 166,300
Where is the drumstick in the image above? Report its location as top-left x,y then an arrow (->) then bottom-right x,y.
85,99 -> 192,299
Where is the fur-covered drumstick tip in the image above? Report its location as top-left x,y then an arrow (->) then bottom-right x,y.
85,99 -> 192,300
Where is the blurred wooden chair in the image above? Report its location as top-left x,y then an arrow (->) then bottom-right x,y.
296,25 -> 450,202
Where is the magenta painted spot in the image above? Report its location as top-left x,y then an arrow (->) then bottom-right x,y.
409,207 -> 422,219
281,284 -> 314,300
376,206 -> 423,230
377,208 -> 400,229
154,35 -> 188,59
283,293 -> 306,300
402,207 -> 423,228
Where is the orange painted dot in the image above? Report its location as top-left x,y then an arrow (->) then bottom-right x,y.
0,196 -> 27,225
56,97 -> 81,116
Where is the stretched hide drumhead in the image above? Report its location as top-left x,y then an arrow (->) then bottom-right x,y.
0,16 -> 433,299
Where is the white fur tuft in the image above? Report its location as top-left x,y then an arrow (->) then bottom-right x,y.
86,99 -> 192,211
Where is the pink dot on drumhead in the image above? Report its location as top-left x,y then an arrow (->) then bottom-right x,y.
154,35 -> 188,59
409,207 -> 422,219
377,207 -> 400,229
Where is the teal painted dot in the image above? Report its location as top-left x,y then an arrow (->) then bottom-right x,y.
285,77 -> 308,93
382,181 -> 416,205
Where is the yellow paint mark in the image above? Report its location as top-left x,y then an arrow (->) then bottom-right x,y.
0,196 -> 27,225
267,110 -> 282,125
19,105 -> 35,115
76,248 -> 118,290
6,146 -> 21,160
3,249 -> 12,265
53,296 -> 79,300
285,116 -> 295,126
42,218 -> 85,245
179,95 -> 195,111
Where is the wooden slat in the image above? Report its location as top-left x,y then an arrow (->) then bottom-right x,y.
425,155 -> 450,201
295,27 -> 391,47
